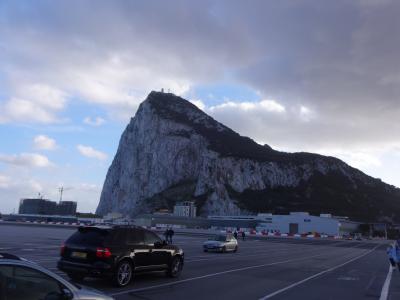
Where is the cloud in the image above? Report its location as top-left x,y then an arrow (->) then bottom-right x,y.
1,0 -> 400,189
317,149 -> 383,170
1,0 -> 399,131
0,173 -> 102,213
0,175 -> 11,189
299,106 -> 314,122
77,145 -> 107,161
2,0 -> 398,130
33,135 -> 57,150
83,116 -> 106,126
0,153 -> 52,168
190,99 -> 206,110
0,84 -> 67,124
210,99 -> 286,113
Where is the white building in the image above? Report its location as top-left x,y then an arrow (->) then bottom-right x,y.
173,201 -> 197,217
209,212 -> 360,236
256,212 -> 341,235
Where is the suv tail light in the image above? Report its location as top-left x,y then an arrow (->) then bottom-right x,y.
96,247 -> 112,258
60,244 -> 66,256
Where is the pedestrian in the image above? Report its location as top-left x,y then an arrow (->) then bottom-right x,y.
164,228 -> 169,243
169,228 -> 174,244
387,243 -> 397,269
241,231 -> 245,241
396,241 -> 400,271
233,230 -> 238,240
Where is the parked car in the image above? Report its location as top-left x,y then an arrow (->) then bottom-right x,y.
203,234 -> 238,253
0,253 -> 113,300
343,235 -> 353,240
58,225 -> 184,287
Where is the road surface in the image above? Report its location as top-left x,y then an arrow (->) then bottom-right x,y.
0,223 -> 397,300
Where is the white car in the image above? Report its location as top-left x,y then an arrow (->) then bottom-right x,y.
0,253 -> 113,300
203,234 -> 238,253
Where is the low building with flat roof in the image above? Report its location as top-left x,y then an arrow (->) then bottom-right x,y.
56,201 -> 77,216
173,201 -> 197,217
18,198 -> 77,216
134,212 -> 362,236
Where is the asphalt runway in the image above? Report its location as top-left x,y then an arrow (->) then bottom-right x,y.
0,223 -> 397,300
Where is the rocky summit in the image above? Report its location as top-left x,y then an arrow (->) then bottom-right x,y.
96,91 -> 400,222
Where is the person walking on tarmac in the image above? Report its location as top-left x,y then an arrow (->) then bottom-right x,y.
241,231 -> 246,241
387,243 -> 398,269
164,228 -> 170,243
233,230 -> 238,240
395,241 -> 400,271
168,228 -> 175,244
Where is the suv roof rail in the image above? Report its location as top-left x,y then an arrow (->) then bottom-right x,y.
0,253 -> 23,260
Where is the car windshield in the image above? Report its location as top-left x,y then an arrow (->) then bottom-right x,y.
67,228 -> 110,246
211,235 -> 227,242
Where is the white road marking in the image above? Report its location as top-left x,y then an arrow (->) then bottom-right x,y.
337,276 -> 359,281
185,246 -> 326,263
379,264 -> 393,300
110,251 -> 347,297
258,244 -> 380,300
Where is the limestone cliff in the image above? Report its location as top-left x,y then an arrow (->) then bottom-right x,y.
96,91 -> 400,222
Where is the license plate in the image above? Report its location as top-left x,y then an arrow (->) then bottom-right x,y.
71,251 -> 87,259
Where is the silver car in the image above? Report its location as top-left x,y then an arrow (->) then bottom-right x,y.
0,253 -> 113,300
203,234 -> 238,253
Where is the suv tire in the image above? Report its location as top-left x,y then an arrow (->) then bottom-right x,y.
113,260 -> 133,287
167,256 -> 182,278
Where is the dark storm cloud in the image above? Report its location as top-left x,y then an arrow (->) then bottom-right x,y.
1,0 -> 399,150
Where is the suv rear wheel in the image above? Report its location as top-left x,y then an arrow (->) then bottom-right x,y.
167,256 -> 182,278
113,260 -> 133,287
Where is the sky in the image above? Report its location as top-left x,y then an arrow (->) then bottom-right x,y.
0,0 -> 400,214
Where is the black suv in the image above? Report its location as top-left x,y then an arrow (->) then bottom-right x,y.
57,225 -> 184,287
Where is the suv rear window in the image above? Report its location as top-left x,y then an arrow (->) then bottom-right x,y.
67,228 -> 110,246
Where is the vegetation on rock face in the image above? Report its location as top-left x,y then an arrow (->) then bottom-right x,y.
227,171 -> 400,222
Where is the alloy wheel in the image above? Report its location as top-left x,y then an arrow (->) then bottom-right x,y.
117,262 -> 132,286
171,257 -> 182,276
